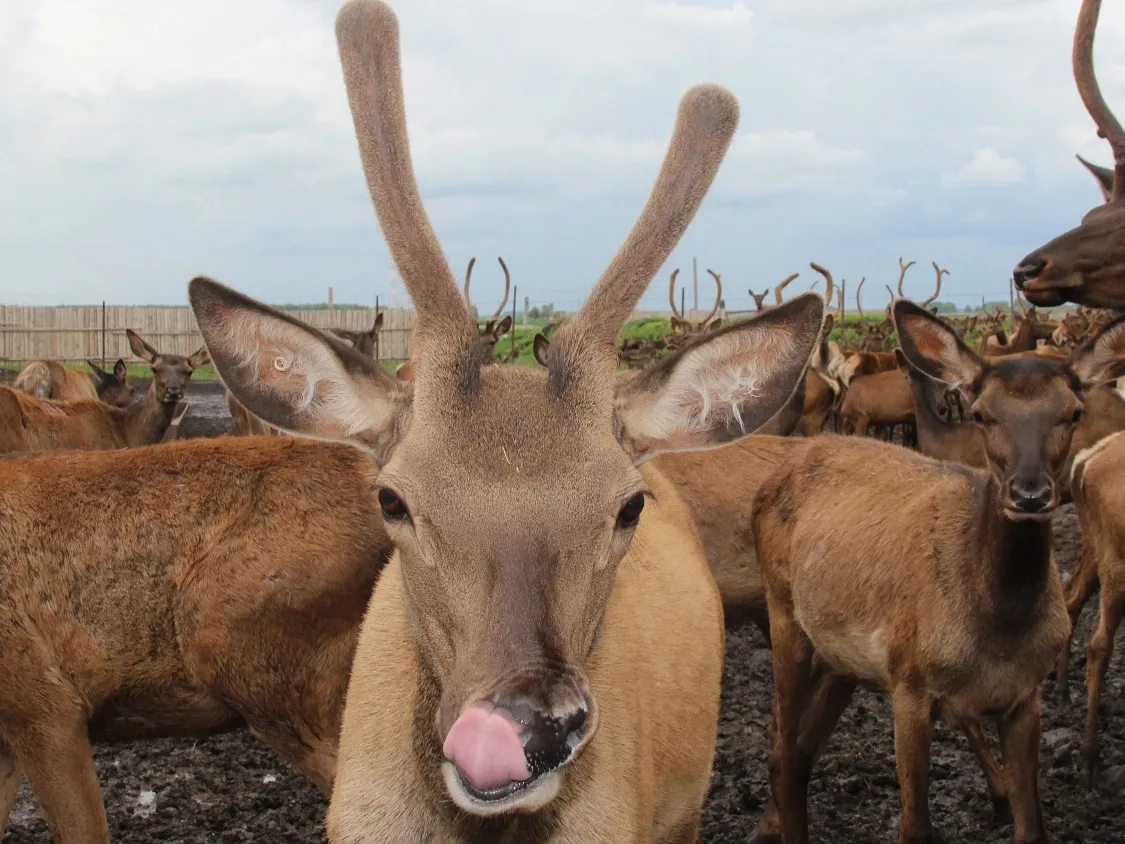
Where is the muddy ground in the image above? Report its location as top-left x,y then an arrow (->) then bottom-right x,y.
4,385 -> 1124,842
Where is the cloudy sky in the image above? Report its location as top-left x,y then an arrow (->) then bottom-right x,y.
1,0 -> 1123,314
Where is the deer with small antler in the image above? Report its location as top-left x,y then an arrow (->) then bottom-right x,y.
1014,0 -> 1125,311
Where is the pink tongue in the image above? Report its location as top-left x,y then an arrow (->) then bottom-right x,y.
443,704 -> 531,791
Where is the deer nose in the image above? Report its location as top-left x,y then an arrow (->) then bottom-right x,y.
505,699 -> 588,779
1008,476 -> 1053,513
1012,259 -> 1046,288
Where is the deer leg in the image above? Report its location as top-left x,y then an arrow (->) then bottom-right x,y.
9,716 -> 109,844
999,696 -> 1048,844
1057,548 -> 1100,700
0,743 -> 20,835
890,685 -> 936,844
754,671 -> 857,843
952,715 -> 1008,817
764,607 -> 815,844
1084,582 -> 1125,785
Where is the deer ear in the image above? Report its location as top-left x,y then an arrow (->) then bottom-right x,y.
1072,313 -> 1125,387
188,276 -> 411,463
126,329 -> 159,363
188,347 -> 211,369
86,360 -> 108,383
533,334 -> 551,368
494,315 -> 513,336
894,300 -> 984,389
614,293 -> 824,462
113,359 -> 128,382
372,311 -> 384,330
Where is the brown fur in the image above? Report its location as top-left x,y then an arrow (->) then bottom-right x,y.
1014,0 -> 1125,310
798,369 -> 836,436
186,3 -> 826,841
752,302 -> 1125,844
838,368 -> 913,438
11,360 -> 134,409
0,331 -> 208,454
0,437 -> 393,841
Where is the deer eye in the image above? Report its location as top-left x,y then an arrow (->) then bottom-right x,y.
377,488 -> 409,522
971,410 -> 986,425
1071,408 -> 1084,425
617,493 -> 646,529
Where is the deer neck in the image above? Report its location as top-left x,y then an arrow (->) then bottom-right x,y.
121,387 -> 177,447
973,476 -> 1053,636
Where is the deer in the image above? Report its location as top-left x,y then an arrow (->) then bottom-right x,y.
327,309 -> 385,359
0,434 -> 397,843
0,330 -> 208,454
186,4 -> 825,842
394,256 -> 516,380
1055,428 -> 1125,784
751,299 -> 1125,844
668,266 -> 723,334
11,359 -> 134,409
1013,0 -> 1125,311
837,366 -> 914,443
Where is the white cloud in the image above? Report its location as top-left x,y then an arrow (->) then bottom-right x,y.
941,148 -> 1027,188
0,0 -> 1123,312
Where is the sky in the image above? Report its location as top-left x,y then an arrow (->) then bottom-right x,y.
1,0 -> 1123,315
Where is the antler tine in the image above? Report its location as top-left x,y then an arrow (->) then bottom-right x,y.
463,256 -> 476,307
1073,0 -> 1125,201
774,272 -> 799,305
553,84 -> 740,387
922,261 -> 947,308
490,257 -> 512,321
668,268 -> 683,320
701,269 -> 723,325
855,276 -> 865,319
809,262 -> 834,307
896,256 -> 916,298
335,1 -> 475,371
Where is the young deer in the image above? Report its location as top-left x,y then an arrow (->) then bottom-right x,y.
12,359 -> 134,409
190,3 -> 824,841
0,435 -> 394,843
754,300 -> 1125,844
1014,0 -> 1125,310
0,330 -> 208,453
327,310 -> 385,358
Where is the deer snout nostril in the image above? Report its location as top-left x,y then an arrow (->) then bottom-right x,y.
506,700 -> 589,778
1008,476 -> 1053,512
1012,259 -> 1047,288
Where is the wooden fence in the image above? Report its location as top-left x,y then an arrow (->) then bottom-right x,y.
0,305 -> 417,367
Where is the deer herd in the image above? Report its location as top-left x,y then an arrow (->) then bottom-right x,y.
3,1 -> 1125,843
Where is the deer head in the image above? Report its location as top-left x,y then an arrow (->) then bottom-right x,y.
327,310 -> 384,358
126,329 -> 209,406
464,256 -> 514,354
86,358 -> 135,408
188,0 -> 824,819
895,300 -> 1125,519
1013,0 -> 1125,309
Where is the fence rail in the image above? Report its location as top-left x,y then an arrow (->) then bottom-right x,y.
0,304 -> 417,366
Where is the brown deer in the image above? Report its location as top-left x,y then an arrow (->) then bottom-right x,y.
189,5 -> 824,842
0,330 -> 209,454
753,300 -> 1125,844
1013,0 -> 1125,310
837,366 -> 914,441
1056,428 -> 1125,783
12,359 -> 134,409
668,266 -> 723,334
0,435 -> 395,842
327,309 -> 385,359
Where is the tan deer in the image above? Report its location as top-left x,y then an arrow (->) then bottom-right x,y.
753,300 -> 1125,844
188,4 -> 824,842
1013,0 -> 1125,310
12,359 -> 134,409
0,435 -> 395,842
1056,427 -> 1125,783
0,330 -> 208,454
